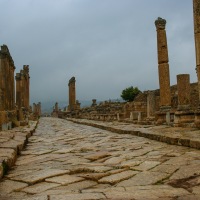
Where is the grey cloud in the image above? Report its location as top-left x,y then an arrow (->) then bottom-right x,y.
0,0 -> 196,104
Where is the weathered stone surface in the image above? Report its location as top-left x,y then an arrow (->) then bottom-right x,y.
84,151 -> 110,161
117,171 -> 168,186
0,148 -> 17,167
51,180 -> 97,191
98,170 -> 138,184
150,164 -> 179,174
50,193 -> 106,200
1,118 -> 200,199
77,172 -> 109,181
104,156 -> 124,165
11,169 -> 69,184
169,164 -> 200,180
0,180 -> 28,193
21,182 -> 60,194
132,161 -> 160,171
45,174 -> 84,185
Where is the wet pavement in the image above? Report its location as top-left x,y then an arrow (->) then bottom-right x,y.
0,117 -> 200,200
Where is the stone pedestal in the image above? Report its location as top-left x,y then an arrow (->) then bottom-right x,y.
174,74 -> 194,126
156,106 -> 172,125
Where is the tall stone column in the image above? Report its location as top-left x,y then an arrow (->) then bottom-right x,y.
23,65 -> 30,110
155,17 -> 171,124
15,73 -> 22,109
194,0 -> 200,101
68,77 -> 76,111
155,17 -> 171,109
193,0 -> 200,127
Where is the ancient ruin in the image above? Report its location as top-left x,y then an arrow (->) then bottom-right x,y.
0,45 -> 16,130
155,17 -> 171,124
68,77 -> 76,111
193,0 -> 200,127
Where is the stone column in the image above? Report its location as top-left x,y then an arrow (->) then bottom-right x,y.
15,73 -> 22,109
155,17 -> 171,124
92,99 -> 97,107
23,65 -> 30,110
193,0 -> 200,127
55,102 -> 58,112
174,74 -> 194,126
177,74 -> 190,110
155,17 -> 171,109
147,91 -> 156,118
194,0 -> 200,101
68,77 -> 76,111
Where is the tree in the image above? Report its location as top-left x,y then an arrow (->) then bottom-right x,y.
121,86 -> 141,102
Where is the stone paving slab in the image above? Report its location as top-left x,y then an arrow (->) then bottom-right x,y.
45,174 -> 84,185
68,118 -> 200,150
1,118 -> 200,199
11,169 -> 69,184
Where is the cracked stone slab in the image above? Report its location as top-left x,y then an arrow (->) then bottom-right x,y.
117,171 -> 168,186
51,180 -> 98,191
0,180 -> 28,193
49,193 -> 106,200
0,148 -> 17,167
10,169 -> 69,184
98,170 -> 138,184
169,164 -> 200,180
84,151 -> 111,161
45,174 -> 84,185
21,182 -> 60,194
132,161 -> 161,171
125,185 -> 190,198
103,156 -> 124,165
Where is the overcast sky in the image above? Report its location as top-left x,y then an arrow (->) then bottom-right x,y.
0,0 -> 195,104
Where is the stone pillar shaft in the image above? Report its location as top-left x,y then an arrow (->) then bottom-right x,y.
68,77 -> 76,111
193,0 -> 200,102
147,91 -> 156,118
155,17 -> 171,109
177,74 -> 190,110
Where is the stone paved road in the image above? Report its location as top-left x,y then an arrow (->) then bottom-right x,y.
0,117 -> 200,200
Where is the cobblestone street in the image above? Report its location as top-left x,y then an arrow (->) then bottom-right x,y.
1,117 -> 200,199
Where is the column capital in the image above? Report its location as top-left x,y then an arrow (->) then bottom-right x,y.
155,17 -> 166,30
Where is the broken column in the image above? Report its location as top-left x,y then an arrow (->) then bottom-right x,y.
174,74 -> 194,126
147,91 -> 156,120
68,77 -> 76,112
155,17 -> 171,124
92,99 -> 97,107
193,0 -> 200,127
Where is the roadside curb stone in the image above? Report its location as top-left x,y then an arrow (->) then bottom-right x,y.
0,120 -> 38,180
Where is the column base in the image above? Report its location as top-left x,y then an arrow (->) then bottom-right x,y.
174,109 -> 194,127
156,106 -> 172,125
194,107 -> 200,128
